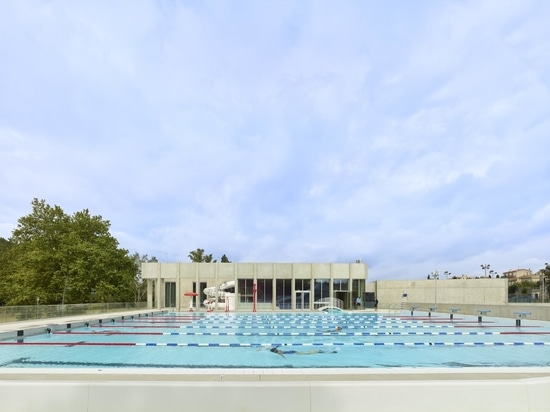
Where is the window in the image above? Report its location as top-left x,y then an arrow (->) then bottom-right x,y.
333,279 -> 349,291
238,279 -> 254,303
256,279 -> 273,303
276,279 -> 292,309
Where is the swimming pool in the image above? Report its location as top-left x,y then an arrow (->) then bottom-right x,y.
2,311 -> 550,369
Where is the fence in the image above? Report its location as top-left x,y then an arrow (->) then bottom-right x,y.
0,302 -> 148,323
508,294 -> 548,303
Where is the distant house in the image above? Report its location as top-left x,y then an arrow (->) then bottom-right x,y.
502,268 -> 534,282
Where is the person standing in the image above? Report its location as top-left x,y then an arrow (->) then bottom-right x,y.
374,297 -> 379,311
355,296 -> 361,310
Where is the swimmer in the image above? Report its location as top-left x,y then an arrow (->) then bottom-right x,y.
321,326 -> 342,333
269,346 -> 338,358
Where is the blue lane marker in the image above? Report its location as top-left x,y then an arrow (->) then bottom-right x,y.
155,331 -> 505,337
133,341 -> 550,347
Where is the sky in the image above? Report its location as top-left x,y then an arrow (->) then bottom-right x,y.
1,0 -> 549,281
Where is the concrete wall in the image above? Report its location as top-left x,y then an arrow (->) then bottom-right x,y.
368,279 -> 508,307
368,279 -> 550,321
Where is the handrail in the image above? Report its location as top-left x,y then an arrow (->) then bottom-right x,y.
313,298 -> 344,309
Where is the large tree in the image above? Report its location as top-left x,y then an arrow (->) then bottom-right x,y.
0,199 -> 138,305
188,248 -> 215,263
188,248 -> 231,263
130,253 -> 157,303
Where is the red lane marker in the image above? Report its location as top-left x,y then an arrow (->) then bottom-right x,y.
123,320 -> 194,323
53,331 -> 163,335
90,325 -> 179,329
0,342 -> 135,346
455,325 -> 540,328
388,317 -> 494,323
386,316 -> 450,320
417,321 -> 490,324
133,317 -> 202,320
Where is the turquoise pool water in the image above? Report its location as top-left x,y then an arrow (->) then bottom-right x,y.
1,311 -> 550,369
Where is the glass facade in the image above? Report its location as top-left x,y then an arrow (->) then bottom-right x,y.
294,279 -> 311,309
275,279 -> 292,309
314,279 -> 330,302
142,262 -> 367,311
259,279 -> 273,303
164,282 -> 176,308
238,279 -> 255,303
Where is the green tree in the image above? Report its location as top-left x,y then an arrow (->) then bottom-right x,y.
188,248 -> 216,263
0,237 -> 10,254
188,249 -> 231,263
130,253 -> 157,302
0,238 -> 14,305
0,199 -> 138,305
519,280 -> 536,295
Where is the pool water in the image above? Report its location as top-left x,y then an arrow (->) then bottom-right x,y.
1,312 -> 550,369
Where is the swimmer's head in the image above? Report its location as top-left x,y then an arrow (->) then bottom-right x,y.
270,347 -> 278,353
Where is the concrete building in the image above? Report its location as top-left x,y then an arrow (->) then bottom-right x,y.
503,268 -> 533,282
141,262 -> 368,311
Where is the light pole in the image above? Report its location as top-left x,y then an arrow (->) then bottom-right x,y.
481,264 -> 490,278
429,270 -> 439,308
544,263 -> 548,303
61,274 -> 68,316
444,271 -> 451,279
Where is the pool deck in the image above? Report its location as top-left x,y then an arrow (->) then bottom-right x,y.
1,311 -> 550,412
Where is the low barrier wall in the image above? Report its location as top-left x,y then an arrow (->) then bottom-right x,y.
394,302 -> 550,321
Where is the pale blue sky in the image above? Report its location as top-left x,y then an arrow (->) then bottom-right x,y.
1,0 -> 549,280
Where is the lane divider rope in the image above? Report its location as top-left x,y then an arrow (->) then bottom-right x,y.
52,330 -> 550,336
1,341 -> 548,347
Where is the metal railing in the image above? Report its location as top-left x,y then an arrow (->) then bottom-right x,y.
508,295 -> 548,303
313,297 -> 344,310
0,302 -> 148,323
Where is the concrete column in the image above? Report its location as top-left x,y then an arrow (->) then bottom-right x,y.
291,266 -> 296,310
329,264 -> 334,304
156,265 -> 162,309
272,277 -> 276,311
147,279 -> 153,309
176,264 -> 181,311
309,264 -> 314,309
